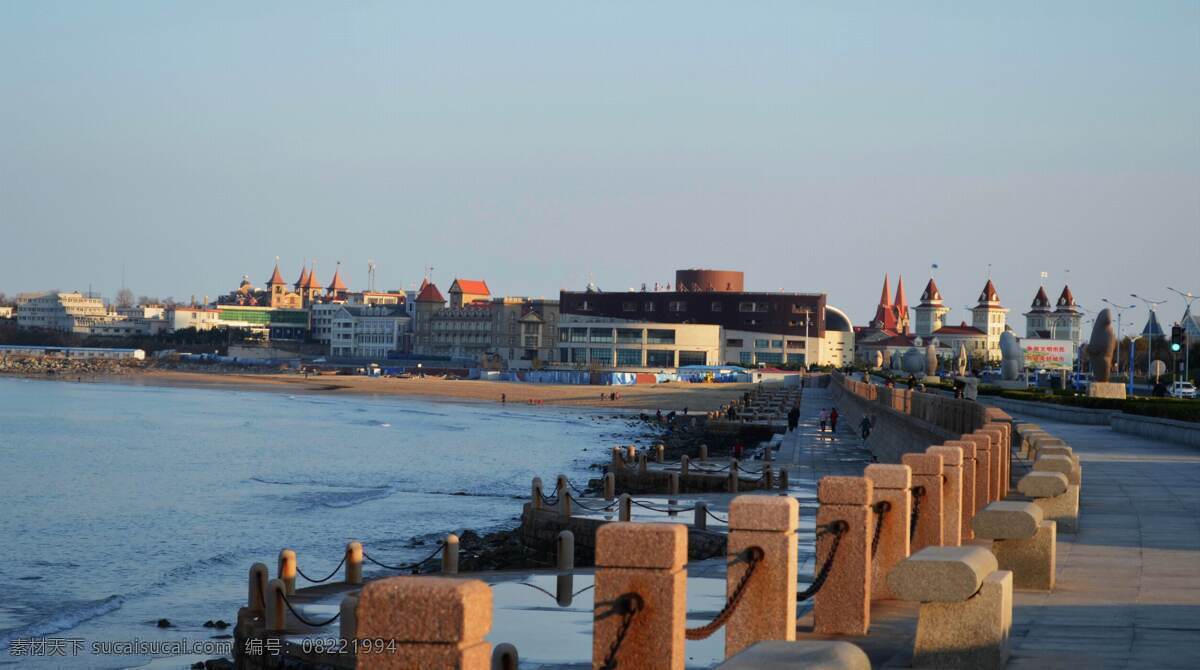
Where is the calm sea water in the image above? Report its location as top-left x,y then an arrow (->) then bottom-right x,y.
0,377 -> 627,668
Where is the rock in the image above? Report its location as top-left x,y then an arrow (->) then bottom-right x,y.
156,618 -> 171,628
202,620 -> 215,628
214,619 -> 229,629
1086,309 -> 1118,382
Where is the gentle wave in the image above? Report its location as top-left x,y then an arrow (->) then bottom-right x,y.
0,595 -> 123,650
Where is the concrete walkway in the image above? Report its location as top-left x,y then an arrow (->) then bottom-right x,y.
1003,415 -> 1200,669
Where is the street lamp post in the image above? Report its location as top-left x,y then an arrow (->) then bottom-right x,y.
1128,335 -> 1142,396
1131,294 -> 1167,383
1167,287 -> 1195,383
1102,299 -> 1136,382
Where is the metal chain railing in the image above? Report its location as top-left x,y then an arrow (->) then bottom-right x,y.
685,546 -> 764,640
279,591 -> 341,627
566,493 -> 619,513
870,501 -> 891,559
704,508 -> 729,525
598,593 -> 644,670
295,554 -> 347,584
362,541 -> 444,572
630,499 -> 696,514
797,520 -> 847,601
910,486 -> 926,539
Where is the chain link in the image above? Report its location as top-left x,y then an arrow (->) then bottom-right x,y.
362,542 -> 444,572
598,593 -> 643,670
685,546 -> 764,640
870,501 -> 891,559
798,520 -> 847,601
295,554 -> 347,584
279,591 -> 341,628
910,486 -> 926,539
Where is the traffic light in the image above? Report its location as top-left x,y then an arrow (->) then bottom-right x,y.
1171,324 -> 1185,353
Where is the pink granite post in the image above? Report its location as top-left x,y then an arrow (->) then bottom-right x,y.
864,464 -> 912,601
814,476 -> 874,635
901,452 -> 944,552
927,445 -> 964,546
944,440 -> 978,541
725,496 -> 798,657
964,433 -> 993,506
592,523 -> 687,670
978,427 -> 1007,499
355,576 -> 492,669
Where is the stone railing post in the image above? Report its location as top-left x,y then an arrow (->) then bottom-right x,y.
927,445 -> 964,547
656,444 -> 665,463
725,496 -> 799,658
668,472 -> 680,496
556,475 -> 572,518
638,452 -> 648,477
763,466 -> 774,489
612,448 -> 626,471
779,467 -> 789,491
604,472 -> 615,501
694,501 -> 708,530
729,459 -> 740,493
355,576 -> 492,669
973,428 -> 1005,501
700,444 -> 708,462
814,476 -> 874,635
626,445 -> 637,461
619,493 -> 632,521
592,523 -> 688,670
265,578 -> 286,631
680,455 -> 690,478
982,423 -> 1010,496
901,453 -> 944,551
277,549 -> 297,595
943,440 -> 977,541
247,562 -> 268,612
963,434 -> 992,508
443,533 -> 460,575
532,477 -> 544,511
345,541 -> 363,585
864,464 -> 912,601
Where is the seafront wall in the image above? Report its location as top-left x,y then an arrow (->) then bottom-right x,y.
983,395 -> 1200,447
830,375 -> 984,463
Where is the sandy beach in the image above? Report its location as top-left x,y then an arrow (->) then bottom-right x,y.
85,368 -> 759,411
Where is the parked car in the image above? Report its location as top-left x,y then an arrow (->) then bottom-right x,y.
1169,382 -> 1197,399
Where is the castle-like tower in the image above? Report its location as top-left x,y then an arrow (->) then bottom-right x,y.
914,278 -> 950,338
1024,286 -> 1053,339
1054,285 -> 1082,348
970,279 -> 1008,361
868,274 -> 910,334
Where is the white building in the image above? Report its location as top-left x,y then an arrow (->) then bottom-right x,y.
970,280 -> 1009,362
329,304 -> 410,360
1024,285 -> 1082,349
167,306 -> 223,332
0,306 -> 13,319
16,292 -> 113,333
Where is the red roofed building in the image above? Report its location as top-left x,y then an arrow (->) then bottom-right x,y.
326,263 -> 349,298
449,279 -> 491,308
913,277 -> 950,338
969,279 -> 1008,361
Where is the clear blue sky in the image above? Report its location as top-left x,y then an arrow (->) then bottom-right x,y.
2,1 -> 1197,327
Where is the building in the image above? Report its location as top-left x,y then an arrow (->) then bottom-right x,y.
0,306 -> 14,319
556,269 -> 853,369
449,279 -> 490,308
0,344 -> 145,360
16,292 -> 113,333
1181,305 -> 1200,339
868,274 -> 911,334
1024,285 -> 1083,348
216,305 -> 308,340
166,306 -> 222,332
329,304 -> 409,359
411,281 -> 495,361
490,298 -> 560,368
913,278 -> 950,338
970,280 -> 1008,361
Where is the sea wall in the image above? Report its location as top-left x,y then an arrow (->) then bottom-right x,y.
830,374 -> 985,464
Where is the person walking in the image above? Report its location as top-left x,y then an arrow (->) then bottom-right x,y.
787,405 -> 800,432
859,415 -> 873,441
818,408 -> 830,433
830,407 -> 839,433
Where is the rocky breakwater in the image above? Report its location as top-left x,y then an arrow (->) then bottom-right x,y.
0,355 -> 140,377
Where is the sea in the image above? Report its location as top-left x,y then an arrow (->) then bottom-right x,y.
0,376 -> 632,668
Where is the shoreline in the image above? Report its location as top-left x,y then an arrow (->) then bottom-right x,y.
1,368 -> 757,412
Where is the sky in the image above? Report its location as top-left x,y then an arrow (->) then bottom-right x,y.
1,1 -> 1197,329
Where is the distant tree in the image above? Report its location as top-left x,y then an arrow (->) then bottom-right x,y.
138,295 -> 161,306
116,288 -> 134,308
0,292 -> 7,306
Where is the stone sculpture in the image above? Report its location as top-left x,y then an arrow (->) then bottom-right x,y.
925,341 -> 938,376
891,351 -> 903,371
999,328 -> 1023,381
873,351 -> 884,369
903,347 -> 926,376
956,342 -> 968,376
1086,309 -> 1117,382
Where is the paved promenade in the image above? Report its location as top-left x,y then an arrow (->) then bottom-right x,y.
1002,414 -> 1200,669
